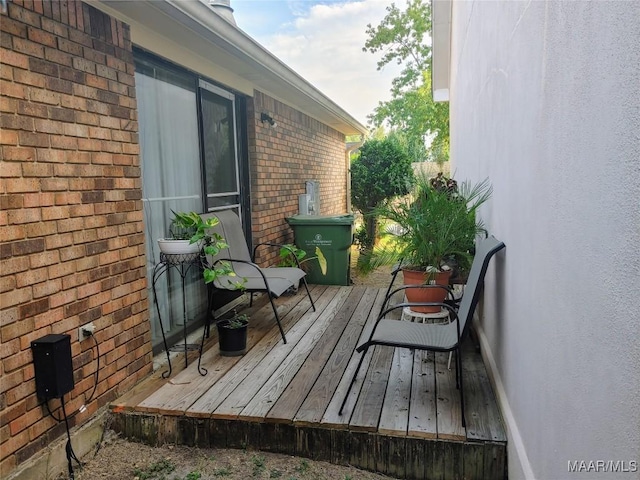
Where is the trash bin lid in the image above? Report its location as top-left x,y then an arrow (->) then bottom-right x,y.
286,214 -> 354,225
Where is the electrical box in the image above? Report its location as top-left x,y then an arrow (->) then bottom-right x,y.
31,334 -> 74,400
305,180 -> 320,215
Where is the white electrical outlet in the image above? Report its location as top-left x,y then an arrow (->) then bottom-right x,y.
78,322 -> 96,340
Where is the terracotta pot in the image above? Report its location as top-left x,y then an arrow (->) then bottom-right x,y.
402,268 -> 452,313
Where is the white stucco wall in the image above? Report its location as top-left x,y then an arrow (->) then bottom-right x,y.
448,1 -> 640,479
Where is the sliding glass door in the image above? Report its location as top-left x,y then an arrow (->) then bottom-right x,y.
135,53 -> 247,350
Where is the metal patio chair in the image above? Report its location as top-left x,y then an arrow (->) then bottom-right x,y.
202,210 -> 316,344
339,236 -> 505,427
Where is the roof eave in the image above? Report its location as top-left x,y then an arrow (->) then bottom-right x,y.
97,0 -> 367,136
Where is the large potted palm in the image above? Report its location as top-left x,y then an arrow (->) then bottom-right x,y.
364,172 -> 492,312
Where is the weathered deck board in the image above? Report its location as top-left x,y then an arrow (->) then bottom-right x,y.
408,349 -> 438,438
110,286 -> 507,480
293,287 -> 378,425
186,285 -> 328,417
461,342 -> 508,443
137,288 -> 314,415
435,351 -> 466,440
378,346 -> 413,436
348,344 -> 394,431
266,287 -> 364,423
214,286 -> 347,420
320,288 -> 387,428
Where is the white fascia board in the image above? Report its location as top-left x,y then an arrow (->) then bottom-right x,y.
98,0 -> 367,135
431,0 -> 452,102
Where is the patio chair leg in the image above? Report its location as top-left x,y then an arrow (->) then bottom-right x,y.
301,278 -> 315,311
339,347 -> 368,416
458,348 -> 466,428
454,349 -> 460,389
267,293 -> 287,344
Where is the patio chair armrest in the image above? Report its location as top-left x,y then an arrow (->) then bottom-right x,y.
381,283 -> 455,317
379,301 -> 458,319
210,257 -> 264,283
252,242 -> 302,267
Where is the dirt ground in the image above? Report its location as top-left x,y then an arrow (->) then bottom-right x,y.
71,430 -> 392,480
71,253 -> 396,480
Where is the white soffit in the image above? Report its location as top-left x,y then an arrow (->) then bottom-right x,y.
96,0 -> 367,135
432,0 -> 452,102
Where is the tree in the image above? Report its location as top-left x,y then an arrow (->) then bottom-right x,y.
351,137 -> 414,250
364,0 -> 449,161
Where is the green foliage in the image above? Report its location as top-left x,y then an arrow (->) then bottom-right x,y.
251,454 -> 266,477
277,245 -> 327,275
184,471 -> 202,480
351,137 -> 414,249
132,458 -> 176,479
171,211 -> 246,289
222,310 -> 249,329
364,0 -> 449,161
212,467 -> 231,477
361,173 -> 492,275
295,459 -> 310,474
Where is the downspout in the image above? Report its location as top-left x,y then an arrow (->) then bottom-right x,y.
345,140 -> 364,212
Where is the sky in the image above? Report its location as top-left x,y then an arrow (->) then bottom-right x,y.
232,0 -> 406,127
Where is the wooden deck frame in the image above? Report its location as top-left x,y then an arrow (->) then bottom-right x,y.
110,286 -> 507,480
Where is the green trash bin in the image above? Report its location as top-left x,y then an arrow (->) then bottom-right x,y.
286,214 -> 354,286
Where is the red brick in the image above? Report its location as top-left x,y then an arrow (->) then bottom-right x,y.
0,50 -> 29,69
11,37 -> 44,58
4,147 -> 36,163
44,232 -> 72,250
0,161 -> 22,177
0,317 -> 35,343
0,81 -> 27,100
29,89 -> 60,105
21,163 -> 52,177
22,192 -> 55,208
4,178 -> 39,193
49,135 -> 77,150
4,349 -> 31,376
40,178 -> 68,191
0,96 -> 17,113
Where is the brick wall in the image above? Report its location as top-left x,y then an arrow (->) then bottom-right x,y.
0,0 -> 151,474
249,91 -> 347,264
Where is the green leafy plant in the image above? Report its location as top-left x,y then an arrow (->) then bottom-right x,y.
222,311 -> 249,329
171,211 -> 245,289
361,172 -> 492,277
277,244 -> 327,276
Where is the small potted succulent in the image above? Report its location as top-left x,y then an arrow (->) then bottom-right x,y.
216,310 -> 249,356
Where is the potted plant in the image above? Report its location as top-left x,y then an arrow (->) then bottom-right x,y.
216,310 -> 249,356
363,172 -> 492,312
159,211 -> 245,289
157,210 -> 203,255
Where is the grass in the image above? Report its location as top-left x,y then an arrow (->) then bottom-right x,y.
132,458 -> 176,479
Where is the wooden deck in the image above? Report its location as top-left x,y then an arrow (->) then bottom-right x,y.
110,285 -> 507,480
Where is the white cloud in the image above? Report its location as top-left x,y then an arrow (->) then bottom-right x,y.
241,0 -> 405,126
